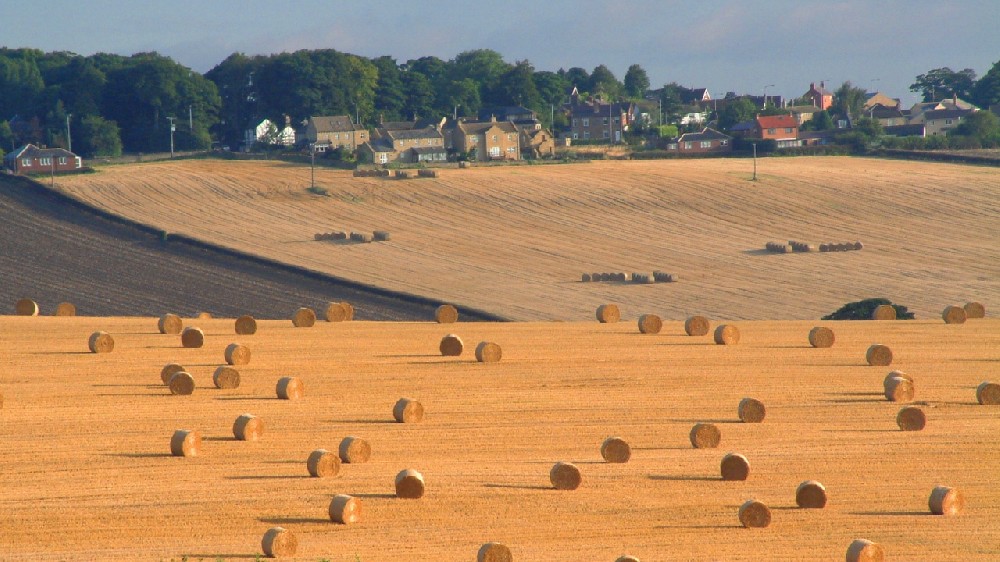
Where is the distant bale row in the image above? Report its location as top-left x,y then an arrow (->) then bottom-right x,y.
353,169 -> 390,177
819,241 -> 863,252
765,240 -> 863,253
764,241 -> 793,253
580,271 -> 676,283
417,169 -> 438,178
314,230 -> 391,242
314,231 -> 348,241
15,298 -> 77,316
787,240 -> 817,252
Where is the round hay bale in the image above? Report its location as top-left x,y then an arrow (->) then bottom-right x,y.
865,344 -> 893,366
235,315 -> 257,335
435,304 -> 459,324
819,243 -> 829,252
928,485 -> 964,516
180,327 -> 204,348
599,273 -> 611,282
14,298 -> 39,316
275,376 -> 303,400
339,436 -> 371,463
168,371 -> 195,395
871,304 -> 896,320
846,539 -> 884,562
224,343 -> 251,366
964,301 -> 986,319
721,452 -> 750,481
158,313 -> 183,334
942,305 -> 967,324
808,326 -> 835,348
854,241 -> 864,250
795,480 -> 827,508
395,468 -> 426,499
292,307 -> 316,327
550,461 -> 582,490
596,304 -> 621,323
233,413 -> 263,441
615,557 -> 641,562
197,311 -> 213,319
896,406 -> 926,431
324,301 -> 350,322
684,315 -> 710,336
713,324 -> 740,345
88,331 -> 114,353
212,365 -> 241,389
883,370 -> 913,394
884,376 -> 914,402
581,273 -> 591,282
477,542 -> 513,562
373,230 -> 391,242
170,429 -> 200,457
737,499 -> 771,528
439,334 -> 464,356
689,423 -> 721,448
55,302 -> 76,316
591,272 -> 601,282
261,527 -> 297,558
340,301 -> 355,320
306,449 -> 340,478
475,341 -> 502,363
637,314 -> 663,334
976,381 -> 1000,405
393,397 -> 424,423
161,362 -> 186,385
737,398 -> 766,423
600,436 -> 631,463
329,494 -> 361,524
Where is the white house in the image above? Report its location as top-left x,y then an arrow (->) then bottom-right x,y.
245,118 -> 296,148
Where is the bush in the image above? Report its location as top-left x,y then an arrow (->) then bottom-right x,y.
821,298 -> 915,320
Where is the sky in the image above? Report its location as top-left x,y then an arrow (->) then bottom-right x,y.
4,0 -> 999,108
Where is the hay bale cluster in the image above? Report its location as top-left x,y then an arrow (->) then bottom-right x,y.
580,271 -> 676,283
314,230 -> 390,242
353,169 -> 391,178
325,301 -> 355,322
766,240 -> 862,253
684,315 -> 710,336
14,298 -> 39,316
941,305 -> 967,324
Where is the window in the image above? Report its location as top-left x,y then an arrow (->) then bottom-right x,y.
701,141 -> 713,148
470,136 -> 478,143
603,117 -> 608,125
572,119 -> 578,127
378,152 -> 388,164
22,158 -> 32,167
59,157 -> 67,164
720,140 -> 728,146
507,134 -> 513,141
489,146 -> 500,157
583,131 -> 590,139
507,146 -> 515,153
614,117 -> 620,124
767,128 -> 776,134
603,131 -> 609,138
491,135 -> 498,141
945,119 -> 953,125
582,118 -> 590,127
572,132 -> 579,140
684,142 -> 693,149
785,127 -> 793,134
40,157 -> 52,166
667,143 -> 678,150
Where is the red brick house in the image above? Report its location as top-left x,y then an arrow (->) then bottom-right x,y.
754,114 -> 801,148
805,82 -> 833,110
665,128 -> 732,154
3,144 -> 82,174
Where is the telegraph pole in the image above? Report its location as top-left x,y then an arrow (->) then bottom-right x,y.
66,114 -> 72,153
752,142 -> 758,181
167,117 -> 176,158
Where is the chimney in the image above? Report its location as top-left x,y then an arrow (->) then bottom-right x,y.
810,82 -> 815,90
820,81 -> 825,89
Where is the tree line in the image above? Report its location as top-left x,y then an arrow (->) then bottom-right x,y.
1,45 -> 998,159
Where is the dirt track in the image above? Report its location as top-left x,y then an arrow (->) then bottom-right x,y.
0,174 -> 498,321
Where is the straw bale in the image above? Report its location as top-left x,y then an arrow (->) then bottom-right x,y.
170,429 -> 200,457
599,273 -> 610,282
393,398 -> 424,423
721,452 -> 750,481
845,539 -> 884,562
306,449 -> 340,478
600,437 -> 631,463
713,324 -> 740,345
168,371 -> 195,395
292,307 -> 316,327
928,485 -> 964,516
976,381 -> 1000,405
637,314 -> 662,334
550,461 -> 582,490
883,370 -> 913,391
329,494 -> 361,524
275,376 -> 303,400
235,315 -> 257,335
477,542 -> 513,562
738,398 -> 766,423
197,312 -> 213,319
395,468 -> 426,498
261,527 -> 297,558
737,499 -> 771,528
439,334 -> 464,356
55,302 -> 76,316
941,305 -> 967,324
689,423 -> 721,448
160,362 -> 186,385
88,331 -> 114,353
896,406 -> 926,431
339,436 -> 371,463
225,343 -> 251,366
865,344 -> 893,366
475,341 -> 502,363
325,302 -> 350,322
373,230 -> 391,241
581,273 -> 591,282
232,413 -> 263,441
596,304 -> 621,323
964,301 -> 986,318
871,305 -> 896,320
212,365 -> 241,389
435,304 -> 459,324
796,480 -> 827,508
883,376 -> 914,402
808,326 -> 835,348
684,315 -> 710,336
180,327 -> 204,348
14,298 -> 39,316
615,557 -> 640,562
854,241 -> 864,250
156,313 -> 182,334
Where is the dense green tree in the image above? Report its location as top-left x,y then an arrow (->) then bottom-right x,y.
44,57 -> 106,117
588,64 -> 621,98
806,110 -> 833,131
0,50 -> 45,117
402,71 -> 434,120
205,52 -> 262,146
910,67 -> 977,102
972,59 -> 1000,109
452,49 -> 511,106
0,120 -> 14,151
440,78 -> 480,118
658,83 -> 686,124
951,110 -> 1000,146
533,71 -> 570,106
717,97 -> 757,131
372,56 -> 406,122
852,116 -> 883,138
499,60 -> 540,109
832,81 -> 867,122
562,67 -> 590,90
623,64 -> 650,99
76,114 -> 122,157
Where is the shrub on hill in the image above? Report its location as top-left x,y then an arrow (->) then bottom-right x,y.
821,298 -> 915,320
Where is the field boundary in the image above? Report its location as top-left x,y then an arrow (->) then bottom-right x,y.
6,173 -> 507,321
874,148 -> 1000,166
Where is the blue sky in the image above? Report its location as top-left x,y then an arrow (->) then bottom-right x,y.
4,0 -> 999,107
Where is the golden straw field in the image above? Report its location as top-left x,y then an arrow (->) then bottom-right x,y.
57,157 -> 999,321
0,313 -> 997,560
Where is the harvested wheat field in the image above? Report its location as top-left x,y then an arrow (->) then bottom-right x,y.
57,157 -> 998,321
0,314 -> 997,560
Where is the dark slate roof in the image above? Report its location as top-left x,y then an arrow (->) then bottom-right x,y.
730,121 -> 756,133
923,109 -> 973,120
9,144 -> 77,159
310,115 -> 364,132
678,127 -> 731,142
362,139 -> 394,152
478,106 -> 535,121
869,104 -> 904,119
884,124 -> 926,137
390,127 -> 443,140
410,146 -> 446,155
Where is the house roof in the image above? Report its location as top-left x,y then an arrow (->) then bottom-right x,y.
676,128 -> 731,142
924,109 -> 973,120
868,104 -> 904,119
388,127 -> 443,140
309,115 -> 364,132
730,121 -> 756,133
808,82 -> 833,96
410,146 -> 447,155
788,106 -> 822,115
458,120 -> 519,134
478,106 -> 535,121
756,114 -> 798,129
8,144 -> 77,160
360,139 -> 394,153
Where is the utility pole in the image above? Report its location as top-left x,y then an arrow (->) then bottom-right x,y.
310,143 -> 316,189
167,116 -> 176,158
752,142 -> 758,181
189,105 -> 193,131
763,84 -> 775,109
66,114 -> 72,153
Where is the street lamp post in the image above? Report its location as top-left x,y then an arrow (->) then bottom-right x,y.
752,142 -> 758,181
763,84 -> 775,109
167,116 -> 176,158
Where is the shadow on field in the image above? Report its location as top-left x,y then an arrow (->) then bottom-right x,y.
332,419 -> 395,424
483,483 -> 551,491
850,510 -> 931,516
30,351 -> 92,355
202,436 -> 238,442
661,418 -> 741,424
353,492 -> 397,499
225,475 -> 309,480
92,384 -> 161,388
648,474 -> 720,482
656,523 -> 738,529
107,452 -> 173,458
259,517 -> 328,525
181,554 -> 259,560
215,396 -> 278,401
375,353 -> 441,358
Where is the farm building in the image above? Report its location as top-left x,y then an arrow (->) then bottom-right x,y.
3,144 -> 82,175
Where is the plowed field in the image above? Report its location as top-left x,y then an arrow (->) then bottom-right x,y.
57,157 -> 999,321
0,315 -> 997,560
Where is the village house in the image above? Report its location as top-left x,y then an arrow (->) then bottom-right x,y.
665,127 -> 732,154
304,115 -> 369,152
864,91 -> 900,109
567,100 -> 635,143
804,82 -> 834,110
754,114 -> 801,148
3,144 -> 82,174
245,117 -> 295,148
912,108 -> 976,136
867,104 -> 907,127
447,117 -> 521,161
515,124 -> 556,158
359,123 -> 446,164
